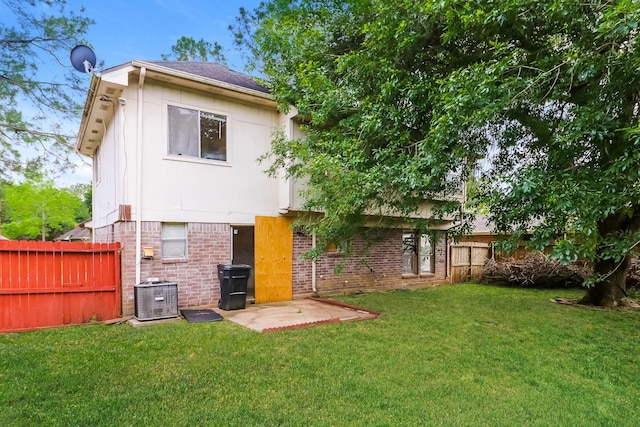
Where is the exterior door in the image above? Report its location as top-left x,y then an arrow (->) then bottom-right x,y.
232,226 -> 255,301
254,216 -> 293,303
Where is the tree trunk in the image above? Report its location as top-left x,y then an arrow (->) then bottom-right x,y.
579,255 -> 631,307
578,211 -> 640,307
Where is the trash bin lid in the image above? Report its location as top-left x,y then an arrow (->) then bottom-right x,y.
217,264 -> 252,270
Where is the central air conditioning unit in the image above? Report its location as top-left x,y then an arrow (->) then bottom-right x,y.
134,281 -> 179,321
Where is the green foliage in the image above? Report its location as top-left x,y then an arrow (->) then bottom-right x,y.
235,1 -> 640,300
161,36 -> 227,63
0,179 -> 9,228
1,179 -> 85,240
0,0 -> 93,180
66,182 -> 91,222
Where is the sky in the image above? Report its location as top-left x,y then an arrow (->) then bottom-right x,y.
54,0 -> 264,186
72,0 -> 262,72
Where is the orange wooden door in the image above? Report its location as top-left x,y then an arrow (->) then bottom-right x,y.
254,216 -> 293,303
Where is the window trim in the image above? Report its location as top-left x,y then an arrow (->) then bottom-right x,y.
165,102 -> 231,165
420,233 -> 436,275
402,230 -> 436,277
161,222 -> 188,260
402,231 -> 419,276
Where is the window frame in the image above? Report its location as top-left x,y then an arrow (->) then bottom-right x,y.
166,103 -> 230,164
402,231 -> 419,275
402,230 -> 436,276
420,233 -> 435,274
161,222 -> 187,260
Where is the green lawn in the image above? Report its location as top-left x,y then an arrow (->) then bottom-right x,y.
2,284 -> 639,426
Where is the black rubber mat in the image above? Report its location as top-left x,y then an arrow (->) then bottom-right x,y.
181,309 -> 223,323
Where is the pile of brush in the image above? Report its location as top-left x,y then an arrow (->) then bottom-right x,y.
481,254 -> 590,288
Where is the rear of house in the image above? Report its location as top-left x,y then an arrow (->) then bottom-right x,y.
77,60 -> 456,316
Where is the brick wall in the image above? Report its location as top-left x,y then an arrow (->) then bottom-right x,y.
94,222 -> 137,314
95,221 -> 451,314
94,221 -> 230,316
293,228 -> 449,297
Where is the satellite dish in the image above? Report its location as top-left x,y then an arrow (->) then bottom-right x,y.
70,45 -> 97,74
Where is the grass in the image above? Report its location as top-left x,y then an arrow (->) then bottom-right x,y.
2,284 -> 640,426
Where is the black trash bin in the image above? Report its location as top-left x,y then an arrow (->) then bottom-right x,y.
218,264 -> 252,310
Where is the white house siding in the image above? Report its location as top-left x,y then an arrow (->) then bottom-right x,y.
93,77 -> 284,226
90,75 -> 288,315
85,63 -> 456,315
92,101 -> 124,228
133,79 -> 282,224
90,81 -> 139,229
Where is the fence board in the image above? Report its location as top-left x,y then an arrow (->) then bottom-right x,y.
0,241 -> 121,333
450,242 -> 490,282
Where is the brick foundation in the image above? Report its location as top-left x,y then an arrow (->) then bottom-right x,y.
95,222 -> 450,315
293,228 -> 449,297
94,221 -> 230,316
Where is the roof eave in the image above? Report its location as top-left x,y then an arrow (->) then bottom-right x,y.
132,60 -> 275,103
76,65 -> 134,156
76,61 -> 278,156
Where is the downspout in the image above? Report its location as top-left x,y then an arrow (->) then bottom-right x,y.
312,232 -> 317,294
135,67 -> 146,285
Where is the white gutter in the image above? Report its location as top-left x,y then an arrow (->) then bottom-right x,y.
312,232 -> 317,293
135,67 -> 146,285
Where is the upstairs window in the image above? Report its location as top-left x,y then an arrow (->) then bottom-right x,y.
167,105 -> 227,161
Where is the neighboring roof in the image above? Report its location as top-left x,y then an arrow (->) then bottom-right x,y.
55,226 -> 91,242
142,61 -> 270,94
472,214 -> 494,235
470,214 -> 541,235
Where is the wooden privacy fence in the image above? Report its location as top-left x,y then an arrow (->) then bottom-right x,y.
0,241 -> 121,333
450,242 -> 490,282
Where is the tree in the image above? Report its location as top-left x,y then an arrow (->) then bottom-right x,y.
161,36 -> 227,63
0,0 -> 93,180
0,179 -> 9,231
67,182 -> 91,222
233,0 -> 640,307
1,179 -> 86,241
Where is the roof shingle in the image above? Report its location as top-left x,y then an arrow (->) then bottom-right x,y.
143,61 -> 269,94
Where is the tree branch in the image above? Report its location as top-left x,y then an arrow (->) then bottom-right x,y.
0,37 -> 63,44
0,123 -> 75,141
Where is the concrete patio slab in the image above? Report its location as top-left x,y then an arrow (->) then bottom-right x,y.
221,297 -> 381,332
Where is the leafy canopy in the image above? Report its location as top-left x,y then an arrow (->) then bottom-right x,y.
234,0 -> 640,267
161,36 -> 227,63
2,179 -> 89,241
0,0 -> 93,179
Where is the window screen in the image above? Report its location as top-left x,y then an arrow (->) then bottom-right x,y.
167,105 -> 227,161
162,223 -> 187,258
